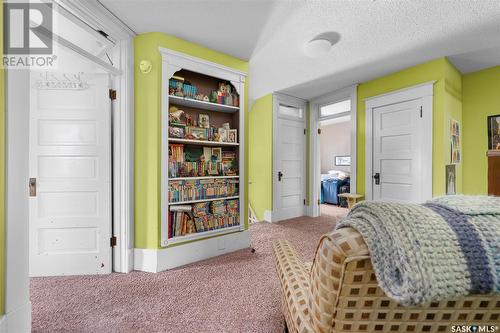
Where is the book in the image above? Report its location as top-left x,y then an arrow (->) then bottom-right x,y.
168,178 -> 239,203
170,205 -> 192,212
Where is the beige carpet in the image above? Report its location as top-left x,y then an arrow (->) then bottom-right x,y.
31,207 -> 348,333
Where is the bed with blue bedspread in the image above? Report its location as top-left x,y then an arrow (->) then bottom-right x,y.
320,174 -> 350,205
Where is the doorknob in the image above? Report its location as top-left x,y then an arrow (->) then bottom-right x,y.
278,171 -> 283,181
373,173 -> 380,185
29,178 -> 37,197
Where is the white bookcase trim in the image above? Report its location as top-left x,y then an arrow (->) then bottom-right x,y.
159,47 -> 247,254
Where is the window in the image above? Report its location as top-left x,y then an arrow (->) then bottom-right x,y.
320,99 -> 351,117
279,104 -> 303,118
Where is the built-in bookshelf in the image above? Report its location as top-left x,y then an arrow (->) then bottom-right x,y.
160,49 -> 246,248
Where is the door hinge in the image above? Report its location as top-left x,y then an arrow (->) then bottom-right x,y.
110,236 -> 117,247
318,199 -> 320,205
109,89 -> 117,100
303,128 -> 306,135
303,199 -> 306,205
420,106 -> 422,118
318,128 -> 322,135
29,178 -> 37,197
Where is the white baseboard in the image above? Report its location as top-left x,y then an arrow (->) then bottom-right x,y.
263,210 -> 273,223
134,230 -> 251,272
2,302 -> 31,333
127,248 -> 134,272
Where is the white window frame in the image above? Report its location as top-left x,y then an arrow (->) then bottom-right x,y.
309,85 -> 358,217
364,81 -> 434,202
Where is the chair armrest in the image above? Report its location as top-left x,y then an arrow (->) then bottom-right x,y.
272,240 -> 313,333
308,227 -> 369,333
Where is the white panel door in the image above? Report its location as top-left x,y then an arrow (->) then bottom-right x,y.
29,73 -> 112,276
275,103 -> 306,221
372,99 -> 423,203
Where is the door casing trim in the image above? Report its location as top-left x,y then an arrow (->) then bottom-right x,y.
272,93 -> 308,222
364,81 -> 435,201
309,85 -> 358,217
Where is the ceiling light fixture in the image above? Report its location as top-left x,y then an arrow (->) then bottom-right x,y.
304,31 -> 341,58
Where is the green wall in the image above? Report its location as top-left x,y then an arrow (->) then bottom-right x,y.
134,33 -> 249,249
357,57 -> 462,197
248,97 -> 311,220
443,61 -> 463,193
462,66 -> 500,194
248,94 -> 273,221
0,0 -> 4,316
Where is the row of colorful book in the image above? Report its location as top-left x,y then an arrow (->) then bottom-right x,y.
168,178 -> 239,203
169,161 -> 211,178
169,211 -> 239,238
192,199 -> 239,216
168,161 -> 238,178
168,199 -> 240,238
170,144 -> 185,163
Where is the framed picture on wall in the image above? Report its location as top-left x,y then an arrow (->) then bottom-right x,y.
450,119 -> 461,164
488,114 -> 500,150
335,156 -> 351,166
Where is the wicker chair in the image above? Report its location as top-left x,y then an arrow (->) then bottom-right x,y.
272,227 -> 500,333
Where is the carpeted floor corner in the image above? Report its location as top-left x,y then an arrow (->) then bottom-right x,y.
30,205 -> 347,333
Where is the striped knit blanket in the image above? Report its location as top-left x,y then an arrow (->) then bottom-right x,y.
336,195 -> 500,306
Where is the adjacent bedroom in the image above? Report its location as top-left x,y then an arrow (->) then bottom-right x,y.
318,100 -> 352,215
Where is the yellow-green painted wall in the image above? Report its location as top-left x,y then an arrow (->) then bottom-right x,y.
248,94 -> 273,221
462,66 -> 500,194
134,33 -> 249,249
0,0 -> 5,315
357,58 -> 462,197
443,60 -> 463,193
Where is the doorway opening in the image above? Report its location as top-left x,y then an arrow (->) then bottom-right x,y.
272,93 -> 308,222
309,85 -> 357,218
319,112 -> 352,215
27,4 -> 124,277
4,2 -> 134,330
29,49 -> 113,276
364,82 -> 434,202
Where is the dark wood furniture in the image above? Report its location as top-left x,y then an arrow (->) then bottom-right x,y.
487,150 -> 500,196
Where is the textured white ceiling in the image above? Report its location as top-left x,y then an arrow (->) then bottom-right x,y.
98,0 -> 276,60
251,0 -> 500,100
100,0 -> 500,101
448,47 -> 500,74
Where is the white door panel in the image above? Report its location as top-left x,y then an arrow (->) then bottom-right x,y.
30,72 -> 112,276
37,88 -> 97,110
372,99 -> 422,203
274,101 -> 306,221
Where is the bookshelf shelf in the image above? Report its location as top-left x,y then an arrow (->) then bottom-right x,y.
169,95 -> 239,113
160,47 -> 247,263
169,195 -> 240,206
169,175 -> 239,181
168,138 -> 239,146
167,225 -> 241,245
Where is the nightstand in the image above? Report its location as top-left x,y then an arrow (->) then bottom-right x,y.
337,193 -> 364,209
